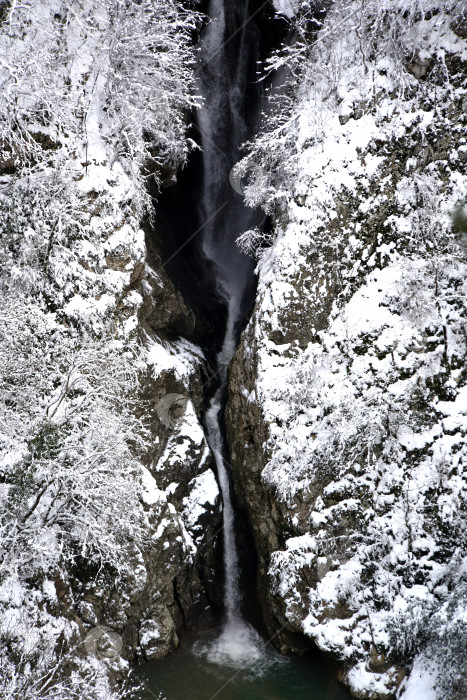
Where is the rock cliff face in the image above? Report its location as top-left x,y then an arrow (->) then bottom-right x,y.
126,236 -> 223,662
227,4 -> 467,699
73,223 -> 223,667
0,2 -> 223,695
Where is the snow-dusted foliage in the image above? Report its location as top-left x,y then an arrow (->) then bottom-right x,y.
0,0 -> 200,213
0,301 -> 148,573
231,1 -> 467,698
0,217 -> 147,696
0,1 -> 209,698
0,588 -> 127,700
238,0 -> 465,216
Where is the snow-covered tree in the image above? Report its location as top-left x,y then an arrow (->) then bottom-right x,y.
236,0 -> 466,225
0,0 -> 200,214
0,0 -> 202,696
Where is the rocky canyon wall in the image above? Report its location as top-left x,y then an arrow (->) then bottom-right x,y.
227,4 -> 467,699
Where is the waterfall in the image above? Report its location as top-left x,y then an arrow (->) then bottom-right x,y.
195,0 -> 266,666
204,302 -> 241,624
196,0 -> 259,311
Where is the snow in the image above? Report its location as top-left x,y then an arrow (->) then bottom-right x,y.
347,662 -> 399,699
180,401 -> 206,444
64,293 -> 116,328
141,467 -> 167,506
0,577 -> 24,606
182,467 -> 220,531
147,337 -> 203,383
236,2 -> 467,697
400,657 -> 438,700
139,620 -> 161,654
42,580 -> 58,603
273,0 -> 299,19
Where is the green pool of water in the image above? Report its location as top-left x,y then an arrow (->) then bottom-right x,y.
130,626 -> 352,700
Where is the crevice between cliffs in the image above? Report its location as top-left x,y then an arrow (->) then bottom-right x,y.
141,0 -> 318,660
142,0 -> 281,638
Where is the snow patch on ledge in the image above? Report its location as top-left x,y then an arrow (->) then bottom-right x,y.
141,467 -> 167,506
399,656 -> 438,700
182,465 -> 220,532
273,0 -> 299,18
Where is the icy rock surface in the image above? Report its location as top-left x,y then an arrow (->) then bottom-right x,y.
0,1 -> 220,697
227,3 -> 467,698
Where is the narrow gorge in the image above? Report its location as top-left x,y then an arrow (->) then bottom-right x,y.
137,1 -> 351,696
1,2 -> 467,700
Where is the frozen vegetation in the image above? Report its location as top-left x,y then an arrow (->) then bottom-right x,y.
229,1 -> 467,698
0,2 -> 220,698
2,0 -> 467,699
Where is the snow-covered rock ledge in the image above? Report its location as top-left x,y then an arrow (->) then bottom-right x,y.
227,2 -> 467,698
0,1 -> 222,698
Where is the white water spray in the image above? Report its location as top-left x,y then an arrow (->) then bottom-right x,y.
203,301 -> 265,667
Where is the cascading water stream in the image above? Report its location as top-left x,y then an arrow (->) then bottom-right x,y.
202,301 -> 266,666
194,0 -> 266,666
196,0 -> 258,309
132,2 -> 354,695
205,302 -> 241,625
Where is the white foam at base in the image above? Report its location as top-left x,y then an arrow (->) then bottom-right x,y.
193,619 -> 284,674
207,620 -> 263,666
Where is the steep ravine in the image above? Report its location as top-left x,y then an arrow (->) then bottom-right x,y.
138,0 -> 270,652
5,2 -> 467,699
141,0 -> 352,685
